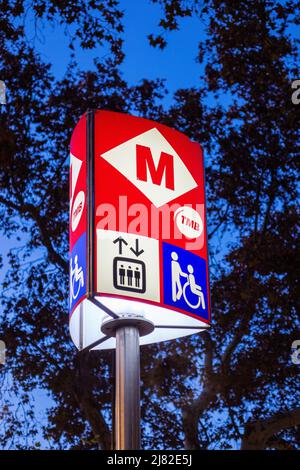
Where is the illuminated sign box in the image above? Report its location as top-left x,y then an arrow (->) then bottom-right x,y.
69,110 -> 210,350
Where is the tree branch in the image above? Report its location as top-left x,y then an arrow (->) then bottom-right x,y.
0,195 -> 67,273
242,408 -> 300,450
208,204 -> 230,238
182,331 -> 216,450
73,352 -> 111,450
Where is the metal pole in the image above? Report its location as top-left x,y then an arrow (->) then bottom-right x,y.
111,350 -> 116,451
115,325 -> 141,450
101,313 -> 154,450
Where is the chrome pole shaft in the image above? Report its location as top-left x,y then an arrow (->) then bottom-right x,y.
115,325 -> 141,450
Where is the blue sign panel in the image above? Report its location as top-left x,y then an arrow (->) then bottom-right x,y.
162,242 -> 209,320
69,232 -> 87,314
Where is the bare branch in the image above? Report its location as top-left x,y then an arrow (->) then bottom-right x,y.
242,408 -> 300,450
182,331 -> 216,449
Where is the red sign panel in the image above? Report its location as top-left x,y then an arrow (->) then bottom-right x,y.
93,111 -> 210,323
69,115 -> 87,314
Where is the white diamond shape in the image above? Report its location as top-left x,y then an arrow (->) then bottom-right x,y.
99,128 -> 197,207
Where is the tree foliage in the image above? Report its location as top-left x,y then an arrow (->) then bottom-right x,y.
0,0 -> 299,450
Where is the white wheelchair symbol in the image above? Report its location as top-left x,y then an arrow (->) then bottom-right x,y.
171,251 -> 206,310
70,255 -> 84,301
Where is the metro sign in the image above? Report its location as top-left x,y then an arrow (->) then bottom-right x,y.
100,127 -> 197,207
69,110 -> 210,351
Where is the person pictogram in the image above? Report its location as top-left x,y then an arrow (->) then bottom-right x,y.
134,267 -> 141,288
171,251 -> 187,302
127,266 -> 133,286
119,264 -> 125,284
183,265 -> 206,309
170,252 -> 205,310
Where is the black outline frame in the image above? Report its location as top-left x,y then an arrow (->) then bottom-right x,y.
113,257 -> 146,293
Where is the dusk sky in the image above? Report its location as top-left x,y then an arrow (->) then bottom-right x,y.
0,0 -> 299,457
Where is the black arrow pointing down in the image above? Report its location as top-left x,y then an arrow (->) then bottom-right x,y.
130,239 -> 144,257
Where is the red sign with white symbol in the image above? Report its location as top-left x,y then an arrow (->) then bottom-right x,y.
69,115 -> 86,251
69,110 -> 210,351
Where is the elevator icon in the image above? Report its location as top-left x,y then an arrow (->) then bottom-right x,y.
113,257 -> 146,293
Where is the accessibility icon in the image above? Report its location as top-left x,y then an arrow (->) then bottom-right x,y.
69,232 -> 86,312
171,252 -> 205,309
163,242 -> 208,318
70,254 -> 85,300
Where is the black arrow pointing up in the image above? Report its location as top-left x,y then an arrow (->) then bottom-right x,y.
113,236 -> 128,255
130,239 -> 144,257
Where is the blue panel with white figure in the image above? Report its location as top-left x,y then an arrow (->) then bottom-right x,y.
162,242 -> 209,320
69,231 -> 87,314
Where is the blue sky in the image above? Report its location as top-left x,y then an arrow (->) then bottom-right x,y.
23,0 -> 204,103
120,1 -> 204,93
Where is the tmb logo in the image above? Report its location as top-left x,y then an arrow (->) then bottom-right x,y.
100,128 -> 197,207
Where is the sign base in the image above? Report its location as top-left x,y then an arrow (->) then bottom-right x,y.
101,313 -> 154,338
